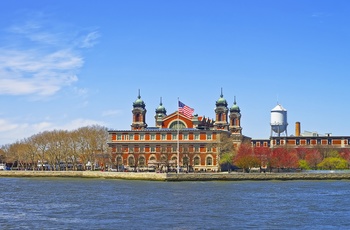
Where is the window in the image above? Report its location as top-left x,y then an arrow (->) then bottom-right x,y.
183,134 -> 188,140
207,134 -> 212,140
194,146 -> 199,152
129,134 -> 134,140
151,134 -> 155,140
128,157 -> 134,166
151,146 -> 155,152
328,139 -> 332,145
169,121 -> 186,129
161,134 -> 166,140
194,156 -> 200,166
172,146 -> 177,152
172,134 -> 177,140
140,134 -> 144,140
296,139 -> 300,145
139,156 -> 145,166
183,156 -> 189,166
206,157 -> 212,166
207,147 -> 212,152
194,134 -> 199,140
307,139 -> 311,145
116,156 -> 122,165
117,134 -> 121,140
140,146 -> 144,153
317,139 -> 321,145
123,135 -> 129,140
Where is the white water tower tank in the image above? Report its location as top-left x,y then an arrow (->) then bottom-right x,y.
270,104 -> 288,136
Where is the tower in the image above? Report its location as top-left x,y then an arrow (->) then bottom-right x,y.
270,104 -> 288,137
214,88 -> 229,131
155,97 -> 167,128
131,90 -> 147,130
229,96 -> 242,135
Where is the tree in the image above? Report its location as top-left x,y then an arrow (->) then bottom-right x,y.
234,143 -> 258,172
305,149 -> 323,169
254,146 -> 271,171
317,157 -> 348,170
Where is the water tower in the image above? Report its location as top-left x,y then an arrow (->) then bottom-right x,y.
270,104 -> 288,137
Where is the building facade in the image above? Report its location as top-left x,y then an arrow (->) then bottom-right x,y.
107,91 -> 247,172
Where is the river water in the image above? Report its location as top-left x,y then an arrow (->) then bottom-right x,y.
1,177 -> 350,229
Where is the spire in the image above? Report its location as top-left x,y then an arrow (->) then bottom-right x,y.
220,87 -> 223,98
138,89 -> 141,99
234,95 -> 236,105
160,97 -> 163,106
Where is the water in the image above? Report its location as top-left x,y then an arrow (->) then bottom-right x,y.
1,177 -> 350,229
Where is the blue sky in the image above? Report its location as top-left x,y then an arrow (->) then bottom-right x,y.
0,0 -> 349,145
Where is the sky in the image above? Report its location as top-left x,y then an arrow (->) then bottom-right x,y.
0,0 -> 349,145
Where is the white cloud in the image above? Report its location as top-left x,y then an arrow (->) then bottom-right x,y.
102,110 -> 121,117
80,31 -> 100,48
0,17 -> 99,97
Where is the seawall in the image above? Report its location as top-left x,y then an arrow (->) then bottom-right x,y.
1,171 -> 350,181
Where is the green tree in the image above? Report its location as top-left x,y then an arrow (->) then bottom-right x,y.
298,160 -> 310,170
317,157 -> 348,170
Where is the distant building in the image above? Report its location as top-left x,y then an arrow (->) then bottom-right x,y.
252,121 -> 350,149
107,90 -> 249,172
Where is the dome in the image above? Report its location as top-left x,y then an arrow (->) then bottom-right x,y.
230,102 -> 240,113
216,94 -> 228,107
133,95 -> 145,108
155,102 -> 166,114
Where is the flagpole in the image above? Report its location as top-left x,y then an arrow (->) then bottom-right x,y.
177,97 -> 180,174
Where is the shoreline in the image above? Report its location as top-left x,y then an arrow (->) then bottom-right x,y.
1,171 -> 350,181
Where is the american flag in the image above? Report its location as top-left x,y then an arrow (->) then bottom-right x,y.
178,101 -> 194,118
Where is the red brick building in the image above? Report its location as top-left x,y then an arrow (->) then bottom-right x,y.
108,91 -> 248,172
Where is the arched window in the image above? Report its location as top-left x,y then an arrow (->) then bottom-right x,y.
218,113 -> 222,121
135,114 -> 140,122
116,156 -> 123,166
194,156 -> 200,166
150,156 -> 156,161
183,156 -> 189,166
206,157 -> 212,166
139,156 -> 145,166
169,121 -> 186,129
128,157 -> 135,166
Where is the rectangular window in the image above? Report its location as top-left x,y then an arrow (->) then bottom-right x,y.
296,139 -> 300,145
307,139 -> 310,145
194,134 -> 199,140
207,147 -> 212,152
140,146 -> 144,153
129,146 -> 134,153
151,134 -> 155,140
207,134 -> 212,140
195,146 -> 199,152
151,146 -> 155,152
161,134 -> 166,140
172,146 -> 177,152
117,134 -> 121,140
183,134 -> 188,140
140,134 -> 144,140
172,134 -> 177,140
129,134 -> 134,140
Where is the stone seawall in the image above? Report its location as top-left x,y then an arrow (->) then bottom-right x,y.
1,171 -> 350,181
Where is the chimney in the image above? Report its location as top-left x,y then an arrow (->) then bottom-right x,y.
295,122 -> 301,137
